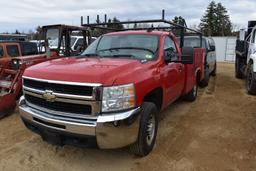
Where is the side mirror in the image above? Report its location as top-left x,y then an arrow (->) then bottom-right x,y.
210,45 -> 215,51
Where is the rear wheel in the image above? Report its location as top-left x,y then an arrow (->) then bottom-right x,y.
199,67 -> 209,87
235,55 -> 243,79
184,82 -> 198,102
246,63 -> 256,95
129,102 -> 158,156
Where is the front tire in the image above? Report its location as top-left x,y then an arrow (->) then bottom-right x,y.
129,102 -> 158,157
246,63 -> 256,95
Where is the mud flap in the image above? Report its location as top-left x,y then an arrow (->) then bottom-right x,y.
0,93 -> 16,118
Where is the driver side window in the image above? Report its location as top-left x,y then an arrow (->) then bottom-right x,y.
164,36 -> 178,62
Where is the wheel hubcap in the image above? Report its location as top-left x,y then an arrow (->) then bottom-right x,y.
146,113 -> 155,146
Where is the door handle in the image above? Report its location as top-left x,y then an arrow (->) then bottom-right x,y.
178,65 -> 183,72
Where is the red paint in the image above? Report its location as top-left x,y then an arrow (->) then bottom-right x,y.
0,53 -> 60,115
23,31 -> 205,112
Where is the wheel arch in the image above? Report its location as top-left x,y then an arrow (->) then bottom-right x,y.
142,87 -> 163,112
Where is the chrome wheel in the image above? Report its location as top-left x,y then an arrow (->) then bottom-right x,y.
146,113 -> 156,146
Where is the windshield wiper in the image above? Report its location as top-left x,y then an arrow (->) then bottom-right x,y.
97,47 -> 155,54
110,54 -> 137,58
79,53 -> 101,58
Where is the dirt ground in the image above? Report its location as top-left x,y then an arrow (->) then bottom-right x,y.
0,62 -> 256,171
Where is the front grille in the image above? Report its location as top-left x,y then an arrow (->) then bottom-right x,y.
25,94 -> 92,115
23,79 -> 93,96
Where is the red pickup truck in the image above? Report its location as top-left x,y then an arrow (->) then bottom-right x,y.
19,19 -> 205,156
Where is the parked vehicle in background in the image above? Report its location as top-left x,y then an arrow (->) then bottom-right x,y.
0,41 -> 38,67
0,24 -> 91,117
19,14 -> 205,156
235,21 -> 256,95
0,34 -> 27,41
30,40 -> 45,53
182,36 -> 217,87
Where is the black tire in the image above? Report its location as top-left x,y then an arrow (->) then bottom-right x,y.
235,55 -> 243,79
184,82 -> 198,102
129,102 -> 158,156
211,62 -> 217,77
246,63 -> 256,95
199,67 -> 209,87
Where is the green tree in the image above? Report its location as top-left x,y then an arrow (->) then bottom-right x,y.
15,29 -> 21,34
173,16 -> 186,26
172,16 -> 187,36
199,1 -> 217,36
199,1 -> 232,36
107,17 -> 124,30
215,2 -> 232,36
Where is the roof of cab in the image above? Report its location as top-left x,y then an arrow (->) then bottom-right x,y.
105,30 -> 170,36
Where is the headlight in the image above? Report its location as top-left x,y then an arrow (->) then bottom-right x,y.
12,59 -> 23,70
102,84 -> 136,112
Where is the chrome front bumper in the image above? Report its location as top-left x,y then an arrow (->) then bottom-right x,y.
19,96 -> 141,149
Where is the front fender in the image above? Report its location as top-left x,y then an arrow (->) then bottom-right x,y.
249,54 -> 256,72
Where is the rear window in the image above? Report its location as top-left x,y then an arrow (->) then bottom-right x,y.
21,43 -> 38,56
7,45 -> 20,57
183,37 -> 206,49
0,46 -> 3,57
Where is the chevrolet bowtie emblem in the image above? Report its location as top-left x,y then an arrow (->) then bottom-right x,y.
42,90 -> 56,102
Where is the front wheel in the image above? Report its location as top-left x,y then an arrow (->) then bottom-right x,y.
129,102 -> 158,157
246,63 -> 256,95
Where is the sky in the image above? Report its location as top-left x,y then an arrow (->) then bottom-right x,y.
0,0 -> 256,33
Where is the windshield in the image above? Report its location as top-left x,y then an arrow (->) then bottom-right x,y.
81,34 -> 159,60
70,37 -> 77,47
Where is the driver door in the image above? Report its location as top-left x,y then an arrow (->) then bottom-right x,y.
162,36 -> 185,106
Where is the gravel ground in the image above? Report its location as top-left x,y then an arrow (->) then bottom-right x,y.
0,62 -> 256,171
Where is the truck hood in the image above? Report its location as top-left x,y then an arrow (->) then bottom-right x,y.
24,57 -> 144,85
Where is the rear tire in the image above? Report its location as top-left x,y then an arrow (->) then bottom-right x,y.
246,63 -> 256,95
184,83 -> 198,102
129,102 -> 158,157
235,55 -> 243,79
199,67 -> 209,87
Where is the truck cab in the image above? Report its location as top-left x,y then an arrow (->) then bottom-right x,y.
0,41 -> 38,67
235,21 -> 256,94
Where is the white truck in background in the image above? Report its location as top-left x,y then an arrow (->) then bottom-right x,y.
235,21 -> 256,95
30,36 -> 97,54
